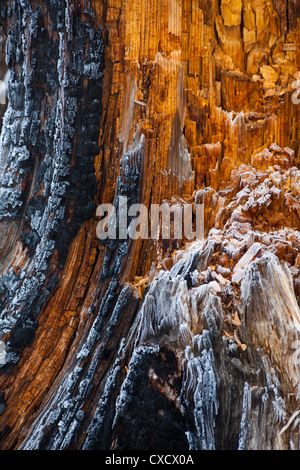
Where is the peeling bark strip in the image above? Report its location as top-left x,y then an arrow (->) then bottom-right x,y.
0,0 -> 300,451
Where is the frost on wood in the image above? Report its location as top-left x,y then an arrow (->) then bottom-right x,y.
0,1 -> 104,365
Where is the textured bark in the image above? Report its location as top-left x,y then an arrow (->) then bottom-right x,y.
0,0 -> 300,451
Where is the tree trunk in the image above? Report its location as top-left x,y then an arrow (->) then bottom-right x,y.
0,0 -> 300,451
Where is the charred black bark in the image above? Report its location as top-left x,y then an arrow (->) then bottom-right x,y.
0,1 -> 104,366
